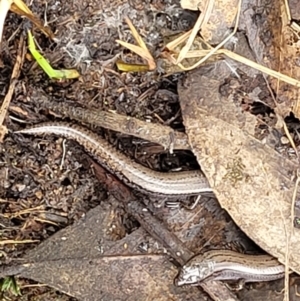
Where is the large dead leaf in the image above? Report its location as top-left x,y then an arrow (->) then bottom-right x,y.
178,62 -> 300,273
0,198 -> 202,300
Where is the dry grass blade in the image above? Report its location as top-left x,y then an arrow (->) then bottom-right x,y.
116,40 -> 156,70
124,16 -> 148,52
284,0 -> 291,22
177,0 -> 241,70
175,0 -> 213,64
181,47 -> 300,88
0,35 -> 25,142
221,49 -> 300,87
116,17 -> 156,71
11,0 -> 31,14
116,60 -> 150,72
164,30 -> 192,51
0,240 -> 39,245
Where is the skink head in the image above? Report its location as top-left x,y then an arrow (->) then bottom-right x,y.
175,260 -> 215,286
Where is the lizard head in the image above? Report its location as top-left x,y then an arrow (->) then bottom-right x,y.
174,259 -> 215,286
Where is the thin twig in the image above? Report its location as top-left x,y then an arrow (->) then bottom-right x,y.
185,48 -> 300,88
0,34 -> 25,141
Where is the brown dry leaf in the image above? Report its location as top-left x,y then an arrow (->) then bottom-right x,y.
14,255 -> 185,301
0,199 -> 202,300
178,62 -> 300,275
242,0 -> 300,118
176,6 -> 300,279
282,24 -> 300,118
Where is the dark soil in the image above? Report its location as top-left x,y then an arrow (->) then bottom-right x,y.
0,0 -> 200,299
1,0 -> 299,300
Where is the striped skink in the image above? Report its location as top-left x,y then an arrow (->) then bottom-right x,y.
175,250 -> 285,286
16,122 -> 213,196
16,125 -> 286,285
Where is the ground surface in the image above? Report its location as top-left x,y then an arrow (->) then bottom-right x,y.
0,1 -> 202,299
1,0 -> 300,300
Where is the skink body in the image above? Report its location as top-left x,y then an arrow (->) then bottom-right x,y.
175,250 -> 285,286
16,122 -> 213,196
